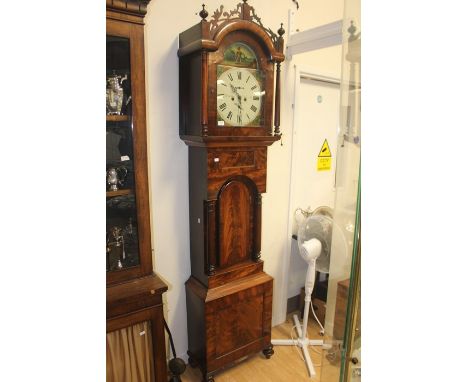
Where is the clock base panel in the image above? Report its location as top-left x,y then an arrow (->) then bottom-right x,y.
185,272 -> 274,379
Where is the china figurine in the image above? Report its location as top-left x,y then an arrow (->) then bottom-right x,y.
106,166 -> 128,191
106,71 -> 128,115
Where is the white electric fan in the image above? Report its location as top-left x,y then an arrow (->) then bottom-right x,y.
272,211 -> 346,377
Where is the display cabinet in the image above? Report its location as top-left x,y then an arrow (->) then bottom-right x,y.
106,1 -> 168,381
319,2 -> 361,379
106,5 -> 152,285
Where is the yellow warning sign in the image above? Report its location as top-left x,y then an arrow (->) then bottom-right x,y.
317,139 -> 332,171
317,157 -> 332,171
318,139 -> 332,157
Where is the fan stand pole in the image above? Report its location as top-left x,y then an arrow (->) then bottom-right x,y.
272,275 -> 323,377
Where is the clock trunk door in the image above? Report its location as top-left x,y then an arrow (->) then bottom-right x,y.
217,179 -> 255,268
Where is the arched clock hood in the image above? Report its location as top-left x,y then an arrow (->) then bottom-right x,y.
178,1 -> 285,144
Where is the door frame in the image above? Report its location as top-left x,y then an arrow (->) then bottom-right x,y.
277,65 -> 340,324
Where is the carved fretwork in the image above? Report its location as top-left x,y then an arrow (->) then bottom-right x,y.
106,0 -> 151,17
206,0 -> 282,49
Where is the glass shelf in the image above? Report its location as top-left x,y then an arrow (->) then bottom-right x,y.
106,189 -> 134,198
106,115 -> 130,122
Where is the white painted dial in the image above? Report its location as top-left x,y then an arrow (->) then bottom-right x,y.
217,66 -> 263,126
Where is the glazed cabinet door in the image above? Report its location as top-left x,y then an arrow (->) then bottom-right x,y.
106,19 -> 152,284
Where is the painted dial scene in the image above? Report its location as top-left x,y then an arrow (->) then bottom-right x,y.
217,66 -> 264,127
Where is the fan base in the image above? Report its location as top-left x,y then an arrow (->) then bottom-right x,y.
272,314 -> 323,377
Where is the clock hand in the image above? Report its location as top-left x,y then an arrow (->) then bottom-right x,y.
230,84 -> 242,100
229,84 -> 243,108
230,84 -> 238,95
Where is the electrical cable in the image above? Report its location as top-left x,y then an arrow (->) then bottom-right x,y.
163,318 -> 177,358
163,319 -> 186,382
310,301 -> 325,334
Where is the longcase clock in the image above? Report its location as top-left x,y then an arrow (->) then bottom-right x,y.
178,1 -> 285,381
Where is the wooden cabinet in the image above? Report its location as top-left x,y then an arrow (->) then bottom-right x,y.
178,2 -> 285,381
106,1 -> 152,286
107,277 -> 168,382
106,1 -> 168,381
334,278 -> 350,341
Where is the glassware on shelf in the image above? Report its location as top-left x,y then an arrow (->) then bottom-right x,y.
106,71 -> 128,115
107,226 -> 125,271
107,166 -> 128,191
106,34 -> 144,281
106,217 -> 139,272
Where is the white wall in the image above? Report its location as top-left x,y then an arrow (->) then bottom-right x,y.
286,78 -> 340,300
144,0 -> 344,360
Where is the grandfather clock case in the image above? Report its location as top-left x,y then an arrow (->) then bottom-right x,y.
178,2 -> 285,381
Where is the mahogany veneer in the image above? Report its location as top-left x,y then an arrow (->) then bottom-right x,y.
179,2 -> 284,381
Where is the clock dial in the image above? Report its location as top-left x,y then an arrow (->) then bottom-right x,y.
217,66 -> 264,127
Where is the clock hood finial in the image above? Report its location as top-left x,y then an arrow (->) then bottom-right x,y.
199,4 -> 208,21
278,23 -> 285,37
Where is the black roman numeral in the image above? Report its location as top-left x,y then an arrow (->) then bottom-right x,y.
250,105 -> 257,112
246,76 -> 251,83
237,114 -> 242,124
237,72 -> 242,80
228,73 -> 233,81
251,85 -> 257,90
227,111 -> 233,120
219,103 -> 227,111
253,96 -> 260,100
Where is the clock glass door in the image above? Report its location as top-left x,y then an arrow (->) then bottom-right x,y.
216,42 -> 265,127
106,35 -> 140,273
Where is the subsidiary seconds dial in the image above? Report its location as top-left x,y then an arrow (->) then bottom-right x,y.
217,67 -> 263,126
